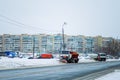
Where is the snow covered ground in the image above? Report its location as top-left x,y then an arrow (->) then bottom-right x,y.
0,57 -> 63,70
0,56 -> 119,70
0,56 -> 120,80
0,56 -> 95,70
95,70 -> 120,80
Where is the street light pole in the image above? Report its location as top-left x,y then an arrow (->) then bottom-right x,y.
62,22 -> 67,51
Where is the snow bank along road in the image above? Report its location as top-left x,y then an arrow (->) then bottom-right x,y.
0,57 -> 63,70
0,61 -> 120,80
0,57 -> 118,70
0,57 -> 96,70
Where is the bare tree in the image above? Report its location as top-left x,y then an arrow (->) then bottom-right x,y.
95,39 -> 120,57
103,39 -> 120,57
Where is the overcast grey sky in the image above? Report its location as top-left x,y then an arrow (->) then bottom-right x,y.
0,0 -> 120,38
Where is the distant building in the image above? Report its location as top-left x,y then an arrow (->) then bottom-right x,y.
0,34 -> 115,54
53,34 -> 62,53
0,35 -> 3,52
66,35 -> 85,53
84,36 -> 95,53
3,34 -> 21,52
40,34 -> 54,53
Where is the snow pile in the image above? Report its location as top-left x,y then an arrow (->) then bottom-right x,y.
107,59 -> 120,62
0,56 -> 96,70
0,55 -> 119,70
78,56 -> 96,63
95,70 -> 120,80
0,57 -> 63,70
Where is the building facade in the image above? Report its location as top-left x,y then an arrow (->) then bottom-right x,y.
0,34 -> 114,53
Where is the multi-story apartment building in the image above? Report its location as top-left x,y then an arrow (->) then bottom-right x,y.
0,34 -> 115,54
33,35 -> 41,53
0,35 -> 3,52
84,36 -> 95,53
3,34 -> 21,52
76,35 -> 85,53
21,34 -> 33,53
21,34 -> 42,53
53,34 -> 62,53
40,34 -> 54,53
66,35 -> 85,53
94,36 -> 103,53
94,36 -> 103,47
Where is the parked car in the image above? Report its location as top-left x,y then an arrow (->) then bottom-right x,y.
28,57 -> 34,59
5,51 -> 17,58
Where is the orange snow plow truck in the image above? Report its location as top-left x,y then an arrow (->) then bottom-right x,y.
60,51 -> 79,63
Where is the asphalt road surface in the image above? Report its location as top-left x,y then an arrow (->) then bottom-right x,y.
0,61 -> 120,80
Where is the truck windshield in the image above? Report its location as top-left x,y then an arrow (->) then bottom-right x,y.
62,51 -> 70,54
100,54 -> 106,56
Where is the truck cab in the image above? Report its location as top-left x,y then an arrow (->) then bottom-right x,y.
60,51 -> 79,63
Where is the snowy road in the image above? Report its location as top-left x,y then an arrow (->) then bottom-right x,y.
0,61 -> 120,80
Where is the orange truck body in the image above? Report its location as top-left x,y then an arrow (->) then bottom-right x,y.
70,51 -> 79,58
40,53 -> 53,59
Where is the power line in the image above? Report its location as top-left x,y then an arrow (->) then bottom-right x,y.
0,18 -> 34,32
0,14 -> 49,31
0,14 -> 60,33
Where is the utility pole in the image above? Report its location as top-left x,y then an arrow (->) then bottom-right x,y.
33,36 -> 35,58
91,39 -> 93,53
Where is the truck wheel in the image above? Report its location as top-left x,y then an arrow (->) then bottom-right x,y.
67,59 -> 71,63
75,59 -> 79,63
104,58 -> 106,61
